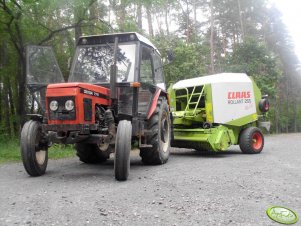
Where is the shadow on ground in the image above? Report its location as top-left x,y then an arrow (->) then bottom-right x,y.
170,148 -> 243,158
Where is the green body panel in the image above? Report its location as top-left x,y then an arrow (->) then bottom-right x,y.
205,85 -> 214,123
173,125 -> 236,151
168,75 -> 267,152
251,77 -> 263,113
225,113 -> 257,126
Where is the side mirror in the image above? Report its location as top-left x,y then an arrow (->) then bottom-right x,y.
166,49 -> 174,63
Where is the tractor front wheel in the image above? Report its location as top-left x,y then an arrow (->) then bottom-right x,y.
239,127 -> 264,154
140,97 -> 171,165
114,120 -> 132,181
21,120 -> 48,176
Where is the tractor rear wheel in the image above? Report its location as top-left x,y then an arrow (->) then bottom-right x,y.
140,97 -> 171,165
239,127 -> 264,154
114,120 -> 132,181
21,120 -> 48,176
75,143 -> 110,164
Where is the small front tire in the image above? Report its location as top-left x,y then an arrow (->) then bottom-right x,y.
114,120 -> 132,181
21,120 -> 48,176
239,127 -> 264,154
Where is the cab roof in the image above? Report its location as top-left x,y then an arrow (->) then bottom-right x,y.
78,32 -> 159,54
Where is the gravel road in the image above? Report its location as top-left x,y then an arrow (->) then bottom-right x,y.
0,133 -> 300,226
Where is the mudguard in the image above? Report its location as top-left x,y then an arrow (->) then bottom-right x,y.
147,89 -> 169,119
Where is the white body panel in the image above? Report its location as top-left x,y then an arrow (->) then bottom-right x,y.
173,73 -> 256,123
173,73 -> 251,89
211,81 -> 256,123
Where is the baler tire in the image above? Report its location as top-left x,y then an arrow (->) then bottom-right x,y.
75,143 -> 110,164
21,120 -> 48,176
114,120 -> 132,181
239,127 -> 264,154
140,97 -> 171,165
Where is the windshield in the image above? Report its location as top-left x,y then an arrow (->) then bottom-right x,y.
69,43 -> 136,83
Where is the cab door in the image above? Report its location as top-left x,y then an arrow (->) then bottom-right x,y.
26,45 -> 64,112
137,45 -> 156,116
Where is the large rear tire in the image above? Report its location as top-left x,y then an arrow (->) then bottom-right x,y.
21,120 -> 48,176
140,97 -> 171,165
75,143 -> 110,164
114,120 -> 132,181
239,127 -> 264,154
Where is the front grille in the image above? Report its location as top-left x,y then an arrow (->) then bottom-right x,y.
48,96 -> 76,120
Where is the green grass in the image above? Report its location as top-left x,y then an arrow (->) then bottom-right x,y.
0,139 -> 76,164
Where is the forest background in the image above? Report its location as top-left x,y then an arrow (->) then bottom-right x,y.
0,0 -> 300,141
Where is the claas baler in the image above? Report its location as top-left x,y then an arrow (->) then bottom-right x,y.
168,73 -> 270,153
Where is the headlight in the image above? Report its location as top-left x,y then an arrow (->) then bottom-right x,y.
65,100 -> 74,111
49,100 -> 58,111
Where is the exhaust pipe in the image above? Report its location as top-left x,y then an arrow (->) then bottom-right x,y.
110,37 -> 119,100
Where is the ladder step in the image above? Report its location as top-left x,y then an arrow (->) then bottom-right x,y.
189,102 -> 198,104
191,93 -> 202,96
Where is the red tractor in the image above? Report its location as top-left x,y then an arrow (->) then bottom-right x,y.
21,32 -> 172,181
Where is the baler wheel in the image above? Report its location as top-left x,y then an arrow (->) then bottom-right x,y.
21,120 -> 48,176
140,97 -> 171,165
114,120 -> 132,181
239,127 -> 264,154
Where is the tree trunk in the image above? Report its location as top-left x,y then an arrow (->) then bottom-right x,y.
89,1 -> 98,34
17,54 -> 27,129
146,7 -> 154,37
210,0 -> 215,73
185,1 -> 190,42
75,25 -> 82,45
137,2 -> 142,30
3,82 -> 11,137
275,99 -> 279,133
237,0 -> 245,41
74,7 -> 83,45
7,77 -> 17,134
165,4 -> 170,35
0,76 -> 2,124
119,1 -> 126,31
193,0 -> 197,32
156,13 -> 164,36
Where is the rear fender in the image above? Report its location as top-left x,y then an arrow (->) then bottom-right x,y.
147,89 -> 169,119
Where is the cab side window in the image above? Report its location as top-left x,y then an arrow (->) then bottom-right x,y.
140,46 -> 154,84
152,52 -> 164,84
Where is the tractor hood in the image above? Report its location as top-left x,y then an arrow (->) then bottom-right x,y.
47,82 -> 110,98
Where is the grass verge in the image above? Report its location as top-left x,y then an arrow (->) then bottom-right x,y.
0,139 -> 76,164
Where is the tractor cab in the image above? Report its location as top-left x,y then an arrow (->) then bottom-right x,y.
22,33 -> 171,181
70,33 -> 165,89
68,33 -> 167,123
